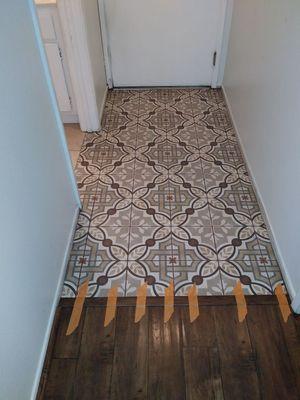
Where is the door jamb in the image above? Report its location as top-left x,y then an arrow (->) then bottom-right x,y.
57,0 -> 101,131
98,0 -> 113,88
211,0 -> 232,88
213,0 -> 233,88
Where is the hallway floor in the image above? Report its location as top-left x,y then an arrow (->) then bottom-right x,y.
63,88 -> 284,298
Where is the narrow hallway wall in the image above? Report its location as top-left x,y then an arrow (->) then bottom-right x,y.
0,1 -> 79,398
223,0 -> 300,303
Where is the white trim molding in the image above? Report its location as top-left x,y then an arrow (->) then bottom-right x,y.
58,0 -> 101,131
98,0 -> 113,88
211,0 -> 228,87
292,292 -> 300,314
216,0 -> 233,87
98,86 -> 108,130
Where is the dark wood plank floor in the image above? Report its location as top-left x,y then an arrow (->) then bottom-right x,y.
37,296 -> 300,400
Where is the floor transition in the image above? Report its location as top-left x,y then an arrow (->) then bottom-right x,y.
38,296 -> 300,399
63,88 -> 285,298
38,89 -> 298,400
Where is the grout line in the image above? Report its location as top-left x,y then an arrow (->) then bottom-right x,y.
125,90 -> 141,296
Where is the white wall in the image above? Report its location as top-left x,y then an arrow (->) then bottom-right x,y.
223,0 -> 300,306
0,1 -> 80,398
82,0 -> 107,123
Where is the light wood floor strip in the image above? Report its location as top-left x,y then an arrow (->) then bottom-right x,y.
135,283 -> 148,323
275,284 -> 292,323
233,281 -> 247,322
188,284 -> 199,323
104,287 -> 118,327
164,280 -> 174,323
66,280 -> 89,336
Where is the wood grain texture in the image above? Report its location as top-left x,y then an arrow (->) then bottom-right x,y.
148,307 -> 185,400
110,306 -> 148,400
214,306 -> 261,399
38,297 -> 300,399
183,346 -> 223,400
43,359 -> 76,400
74,307 -> 115,400
53,306 -> 84,358
247,305 -> 299,400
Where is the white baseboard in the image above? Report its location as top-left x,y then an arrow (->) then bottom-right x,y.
30,206 -> 80,400
222,85 -> 296,304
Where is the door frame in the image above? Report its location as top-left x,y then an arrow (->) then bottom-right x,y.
98,0 -> 233,88
57,0 -> 102,131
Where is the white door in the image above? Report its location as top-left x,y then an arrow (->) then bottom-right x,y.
103,0 -> 225,87
37,6 -> 78,122
44,42 -> 72,112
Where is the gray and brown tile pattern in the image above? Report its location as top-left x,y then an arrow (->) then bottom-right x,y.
62,88 -> 285,298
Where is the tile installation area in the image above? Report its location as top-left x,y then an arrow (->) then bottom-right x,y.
63,88 -> 284,298
4,1 -> 300,398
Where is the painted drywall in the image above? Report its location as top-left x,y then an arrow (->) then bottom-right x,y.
223,0 -> 300,301
0,1 -> 79,398
81,0 -> 107,123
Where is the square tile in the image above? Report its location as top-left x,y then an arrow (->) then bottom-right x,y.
126,261 -> 172,297
220,270 -> 272,296
219,260 -> 271,293
172,203 -> 212,227
130,205 -> 163,226
128,230 -> 173,261
85,269 -> 127,298
175,273 -> 224,296
133,159 -> 161,190
91,182 -> 131,217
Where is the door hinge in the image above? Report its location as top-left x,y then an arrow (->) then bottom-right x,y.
58,46 -> 63,60
213,51 -> 217,67
69,95 -> 72,108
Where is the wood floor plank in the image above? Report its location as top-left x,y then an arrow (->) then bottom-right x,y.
53,306 -> 84,358
183,346 -> 223,400
209,346 -> 225,400
110,306 -> 148,400
247,305 -> 299,400
148,307 -> 185,400
74,306 -> 115,400
181,304 -> 224,399
214,306 -> 261,400
181,305 -> 217,347
44,359 -> 77,400
279,311 -> 300,395
39,297 -> 300,399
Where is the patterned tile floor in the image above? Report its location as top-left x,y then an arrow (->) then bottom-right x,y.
62,88 -> 284,298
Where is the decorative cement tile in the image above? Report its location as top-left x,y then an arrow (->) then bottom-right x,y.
62,88 -> 284,297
